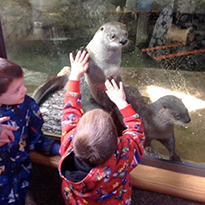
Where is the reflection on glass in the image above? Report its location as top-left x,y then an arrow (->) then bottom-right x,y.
1,0 -> 205,166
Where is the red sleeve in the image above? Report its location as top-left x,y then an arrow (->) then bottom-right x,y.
60,80 -> 83,155
120,104 -> 145,162
66,80 -> 80,93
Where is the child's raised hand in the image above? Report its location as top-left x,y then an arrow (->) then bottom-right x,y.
105,79 -> 128,109
69,49 -> 89,81
0,116 -> 18,147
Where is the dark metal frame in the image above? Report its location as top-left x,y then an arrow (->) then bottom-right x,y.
142,155 -> 205,177
0,19 -> 7,58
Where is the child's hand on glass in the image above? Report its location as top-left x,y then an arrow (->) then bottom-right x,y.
0,116 -> 18,147
105,79 -> 128,109
69,49 -> 89,81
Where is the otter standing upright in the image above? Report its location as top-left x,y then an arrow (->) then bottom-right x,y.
82,21 -> 128,111
33,21 -> 128,113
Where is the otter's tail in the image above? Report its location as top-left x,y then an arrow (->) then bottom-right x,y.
32,74 -> 69,105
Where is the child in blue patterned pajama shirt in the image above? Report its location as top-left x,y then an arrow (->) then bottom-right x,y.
0,57 -> 60,205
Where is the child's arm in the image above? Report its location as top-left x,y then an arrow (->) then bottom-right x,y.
27,98 -> 60,155
105,79 -> 145,161
27,98 -> 44,149
61,49 -> 89,155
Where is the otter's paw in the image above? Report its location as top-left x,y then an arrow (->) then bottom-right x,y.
145,146 -> 162,159
170,153 -> 181,162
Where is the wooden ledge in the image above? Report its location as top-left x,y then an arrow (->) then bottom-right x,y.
131,164 -> 205,203
30,151 -> 205,203
30,151 -> 60,168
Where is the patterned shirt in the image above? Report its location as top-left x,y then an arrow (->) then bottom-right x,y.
0,95 -> 44,205
59,80 -> 145,205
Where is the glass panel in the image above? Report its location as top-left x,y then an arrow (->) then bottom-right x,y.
1,0 -> 205,166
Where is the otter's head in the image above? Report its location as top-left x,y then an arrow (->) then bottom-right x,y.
159,95 -> 191,125
97,21 -> 128,49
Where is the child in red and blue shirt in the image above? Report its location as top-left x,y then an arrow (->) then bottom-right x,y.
59,49 -> 145,205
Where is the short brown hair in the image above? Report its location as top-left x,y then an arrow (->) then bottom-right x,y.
73,109 -> 118,165
0,58 -> 23,95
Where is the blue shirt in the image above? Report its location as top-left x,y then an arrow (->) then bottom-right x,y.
0,95 -> 45,204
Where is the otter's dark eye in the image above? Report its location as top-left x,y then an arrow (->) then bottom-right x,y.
125,32 -> 128,36
175,113 -> 180,119
111,34 -> 115,39
100,27 -> 104,31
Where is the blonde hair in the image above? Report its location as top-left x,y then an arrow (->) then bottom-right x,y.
73,109 -> 118,165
